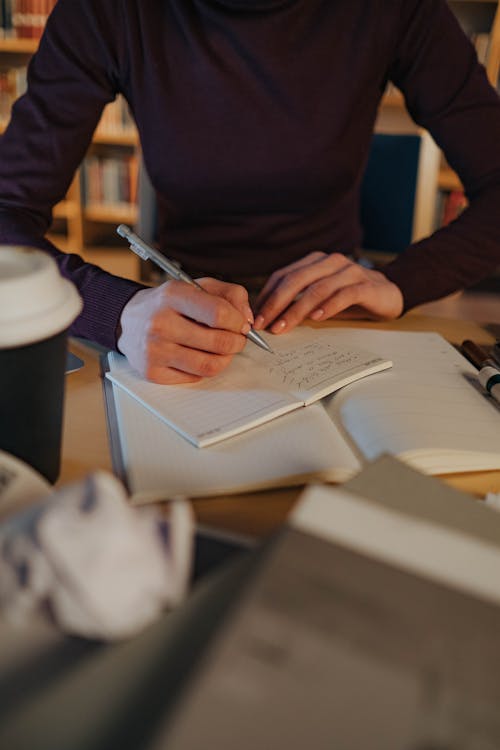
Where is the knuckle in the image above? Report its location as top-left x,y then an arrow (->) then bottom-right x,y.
226,281 -> 247,300
309,251 -> 328,262
328,251 -> 348,262
324,253 -> 348,271
161,279 -> 182,301
211,329 -> 239,355
149,307 -> 175,337
306,281 -> 329,304
197,354 -> 228,378
280,272 -> 301,294
209,303 -> 229,329
350,263 -> 366,279
266,269 -> 284,286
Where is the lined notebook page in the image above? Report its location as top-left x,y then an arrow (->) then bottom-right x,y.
324,330 -> 500,474
106,349 -> 298,447
255,328 -> 391,404
111,390 -> 361,499
107,328 -> 391,447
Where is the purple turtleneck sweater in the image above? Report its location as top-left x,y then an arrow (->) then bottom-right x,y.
0,0 -> 499,349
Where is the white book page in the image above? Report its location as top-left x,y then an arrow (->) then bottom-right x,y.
107,327 -> 389,447
322,330 -> 500,474
111,387 -> 361,499
106,347 -> 298,447
254,327 -> 392,404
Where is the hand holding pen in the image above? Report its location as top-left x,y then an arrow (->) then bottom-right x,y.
116,225 -> 272,384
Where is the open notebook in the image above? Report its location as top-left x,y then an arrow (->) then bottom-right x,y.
106,327 -> 392,447
103,328 -> 500,500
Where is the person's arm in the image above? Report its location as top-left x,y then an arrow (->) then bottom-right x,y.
0,0 -> 145,349
0,0 -> 251,376
254,0 -> 500,332
380,0 -> 500,311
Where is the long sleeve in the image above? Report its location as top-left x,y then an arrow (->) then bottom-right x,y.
1,0 -> 499,339
0,0 -> 143,349
381,0 -> 500,310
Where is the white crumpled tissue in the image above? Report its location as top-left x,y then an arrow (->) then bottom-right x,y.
0,471 -> 194,640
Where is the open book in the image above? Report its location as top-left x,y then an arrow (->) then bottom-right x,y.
106,327 -> 392,447
104,329 -> 500,499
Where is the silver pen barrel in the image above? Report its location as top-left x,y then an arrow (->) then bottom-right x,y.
117,224 -> 274,354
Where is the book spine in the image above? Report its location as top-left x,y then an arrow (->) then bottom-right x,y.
82,154 -> 138,208
0,64 -> 27,126
2,0 -> 13,38
9,0 -> 56,40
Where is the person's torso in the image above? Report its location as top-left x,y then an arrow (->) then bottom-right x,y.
121,0 -> 399,275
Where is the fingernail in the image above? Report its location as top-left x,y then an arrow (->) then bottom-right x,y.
311,308 -> 324,320
241,322 -> 251,335
245,306 -> 255,324
271,319 -> 287,333
254,315 -> 265,330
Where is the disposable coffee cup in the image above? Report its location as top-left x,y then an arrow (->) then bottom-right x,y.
0,247 -> 82,483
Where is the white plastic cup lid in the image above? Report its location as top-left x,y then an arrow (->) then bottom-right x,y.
0,246 -> 82,348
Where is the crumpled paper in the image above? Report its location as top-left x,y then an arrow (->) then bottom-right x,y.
0,471 -> 193,640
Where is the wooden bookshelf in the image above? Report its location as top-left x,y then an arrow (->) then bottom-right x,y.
84,203 -> 138,226
0,24 -> 140,276
1,1 -> 499,263
0,38 -> 37,54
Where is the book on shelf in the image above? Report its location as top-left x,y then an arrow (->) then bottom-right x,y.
1,0 -> 57,40
0,63 -> 25,124
103,328 -> 500,500
95,95 -> 136,139
81,152 -> 138,209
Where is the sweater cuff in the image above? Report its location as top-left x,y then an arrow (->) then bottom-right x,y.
71,271 -> 146,351
379,262 -> 416,314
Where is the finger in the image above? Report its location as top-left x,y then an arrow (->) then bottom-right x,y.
313,282 -> 375,319
163,280 -> 249,334
149,308 -> 247,355
196,277 -> 254,324
255,252 -> 328,311
311,273 -> 403,321
145,339 -> 235,381
272,263 -> 365,331
145,365 -> 203,385
256,254 -> 353,331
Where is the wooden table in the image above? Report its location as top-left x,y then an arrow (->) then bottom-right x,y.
61,314 -> 500,538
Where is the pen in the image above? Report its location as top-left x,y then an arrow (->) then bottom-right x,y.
116,224 -> 273,354
460,339 -> 496,370
492,342 -> 500,369
478,364 -> 500,406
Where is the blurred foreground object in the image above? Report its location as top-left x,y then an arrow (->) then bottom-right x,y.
0,471 -> 193,640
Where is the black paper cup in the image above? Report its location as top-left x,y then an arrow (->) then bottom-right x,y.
0,247 -> 82,483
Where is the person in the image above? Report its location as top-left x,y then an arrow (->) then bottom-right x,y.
0,0 -> 499,384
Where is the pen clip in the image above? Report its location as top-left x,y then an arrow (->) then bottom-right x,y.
127,241 -> 150,262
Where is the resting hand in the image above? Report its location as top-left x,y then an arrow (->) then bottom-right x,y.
254,252 -> 404,333
117,278 -> 252,384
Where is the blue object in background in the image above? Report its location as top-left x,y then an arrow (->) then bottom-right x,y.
360,133 -> 422,255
